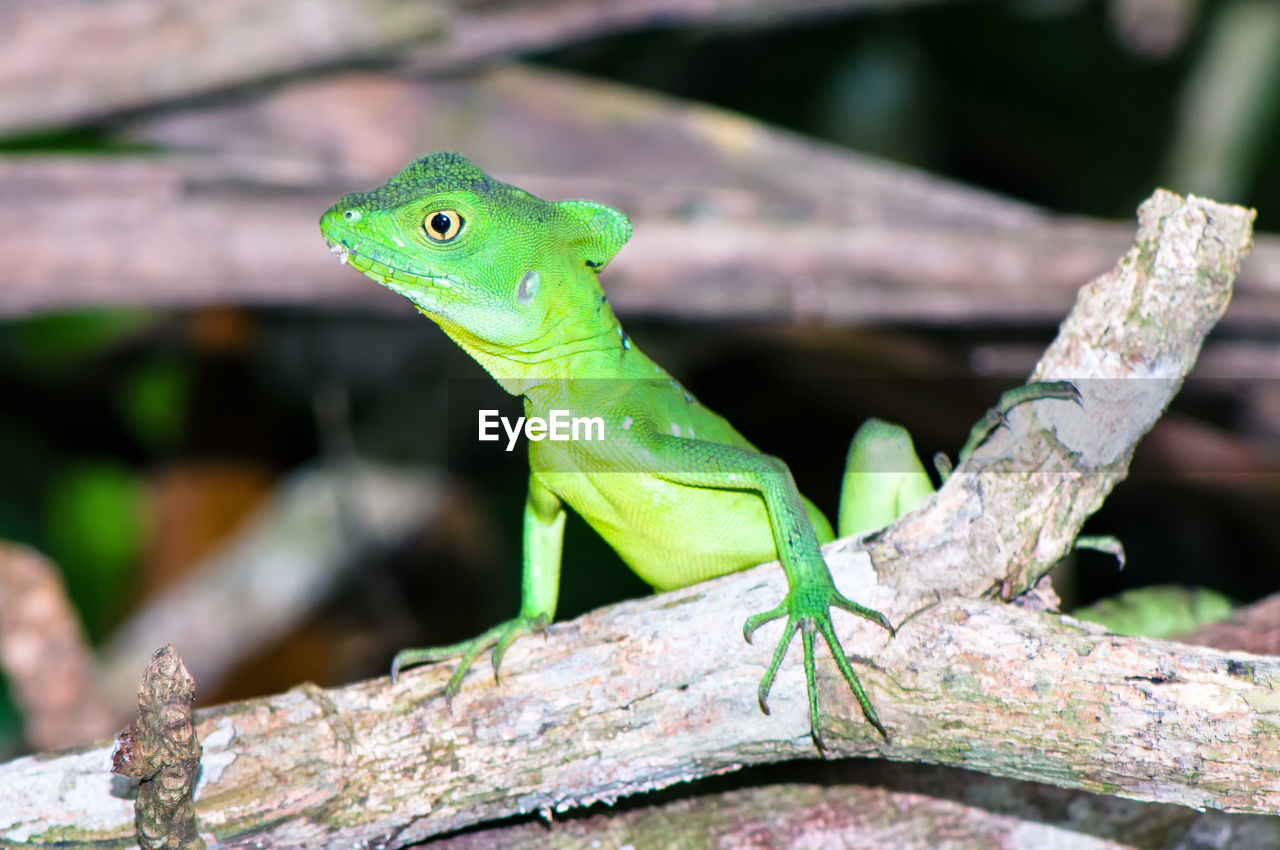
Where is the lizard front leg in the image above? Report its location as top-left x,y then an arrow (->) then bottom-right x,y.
392,474 -> 565,706
642,433 -> 894,747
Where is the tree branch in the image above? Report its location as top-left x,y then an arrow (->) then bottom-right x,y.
4,66 -> 1280,327
0,545 -> 114,751
97,464 -> 449,716
0,0 -> 959,134
430,592 -> 1280,850
0,191 -> 1261,847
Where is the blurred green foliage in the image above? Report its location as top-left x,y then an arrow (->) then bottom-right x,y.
0,311 -> 156,376
1074,585 -> 1234,639
44,462 -> 147,640
0,675 -> 20,762
119,357 -> 192,454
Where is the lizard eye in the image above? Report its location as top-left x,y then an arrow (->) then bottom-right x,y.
423,209 -> 464,243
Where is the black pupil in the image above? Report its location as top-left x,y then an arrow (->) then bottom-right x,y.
430,213 -> 452,236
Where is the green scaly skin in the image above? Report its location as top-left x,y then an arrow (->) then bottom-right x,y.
320,152 -> 1079,747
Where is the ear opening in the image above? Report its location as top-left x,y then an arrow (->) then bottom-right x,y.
558,200 -> 632,271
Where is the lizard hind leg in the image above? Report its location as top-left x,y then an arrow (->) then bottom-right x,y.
837,418 -> 936,538
836,380 -> 1081,538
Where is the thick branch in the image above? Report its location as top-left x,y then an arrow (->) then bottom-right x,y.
863,189 -> 1248,603
430,597 -> 1280,850
0,191 -> 1261,847
0,0 -> 953,134
4,67 -> 1280,326
6,586 -> 1277,846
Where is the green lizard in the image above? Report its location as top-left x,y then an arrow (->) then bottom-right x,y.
320,152 -> 1076,745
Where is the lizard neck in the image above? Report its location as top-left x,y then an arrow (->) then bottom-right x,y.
437,301 -> 656,398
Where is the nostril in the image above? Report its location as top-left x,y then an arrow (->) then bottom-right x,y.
343,209 -> 361,222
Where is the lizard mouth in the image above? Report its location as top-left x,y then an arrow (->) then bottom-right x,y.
328,242 -> 350,265
324,237 -> 460,310
324,236 -> 412,280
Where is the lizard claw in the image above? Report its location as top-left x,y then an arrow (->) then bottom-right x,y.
747,581 -> 893,744
389,615 -> 546,703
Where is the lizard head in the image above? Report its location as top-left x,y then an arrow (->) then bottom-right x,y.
320,152 -> 631,356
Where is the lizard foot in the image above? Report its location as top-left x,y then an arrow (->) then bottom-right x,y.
391,613 -> 549,709
953,379 -> 1082,469
744,575 -> 894,747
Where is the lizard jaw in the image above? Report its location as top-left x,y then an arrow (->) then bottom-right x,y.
326,237 -> 459,310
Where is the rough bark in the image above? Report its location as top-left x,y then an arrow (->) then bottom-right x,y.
110,646 -> 204,850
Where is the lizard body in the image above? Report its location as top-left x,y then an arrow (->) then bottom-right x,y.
320,152 -> 1071,744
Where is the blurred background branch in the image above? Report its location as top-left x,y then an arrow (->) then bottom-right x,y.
1,0 -> 974,135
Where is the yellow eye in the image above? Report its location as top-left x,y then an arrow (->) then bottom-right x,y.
423,209 -> 463,242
